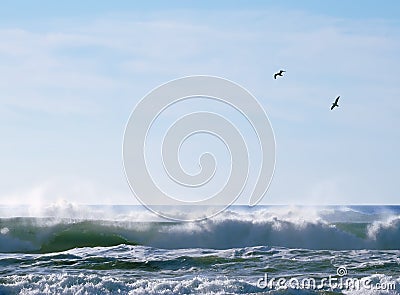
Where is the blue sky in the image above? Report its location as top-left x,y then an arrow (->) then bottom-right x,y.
0,1 -> 399,206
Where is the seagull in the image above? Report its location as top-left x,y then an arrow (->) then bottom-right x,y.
330,96 -> 340,110
274,70 -> 286,79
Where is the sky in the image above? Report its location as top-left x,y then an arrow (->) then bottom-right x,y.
0,1 -> 399,206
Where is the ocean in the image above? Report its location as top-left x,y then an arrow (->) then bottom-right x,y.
0,205 -> 399,294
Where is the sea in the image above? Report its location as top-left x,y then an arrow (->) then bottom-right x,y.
0,204 -> 399,294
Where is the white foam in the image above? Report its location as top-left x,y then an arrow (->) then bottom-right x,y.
0,205 -> 399,251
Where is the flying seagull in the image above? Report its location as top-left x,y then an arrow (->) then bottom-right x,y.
274,70 -> 286,79
330,96 -> 340,110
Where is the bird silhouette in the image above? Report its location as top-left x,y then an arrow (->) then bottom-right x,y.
330,96 -> 340,110
274,70 -> 286,79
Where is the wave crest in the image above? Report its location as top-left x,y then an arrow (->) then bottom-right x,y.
0,208 -> 399,253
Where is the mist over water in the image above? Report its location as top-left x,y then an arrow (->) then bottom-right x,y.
0,205 -> 399,252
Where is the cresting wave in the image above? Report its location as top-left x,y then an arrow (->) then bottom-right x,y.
0,207 -> 399,253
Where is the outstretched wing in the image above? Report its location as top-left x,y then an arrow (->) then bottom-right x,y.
273,73 -> 277,79
335,96 -> 340,104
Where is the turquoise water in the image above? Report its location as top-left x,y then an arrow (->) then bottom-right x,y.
0,206 -> 399,294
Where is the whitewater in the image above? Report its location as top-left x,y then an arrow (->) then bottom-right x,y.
0,205 -> 399,294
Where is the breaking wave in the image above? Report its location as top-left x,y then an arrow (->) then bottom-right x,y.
0,205 -> 399,253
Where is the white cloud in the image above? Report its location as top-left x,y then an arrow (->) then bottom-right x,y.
0,8 -> 399,205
